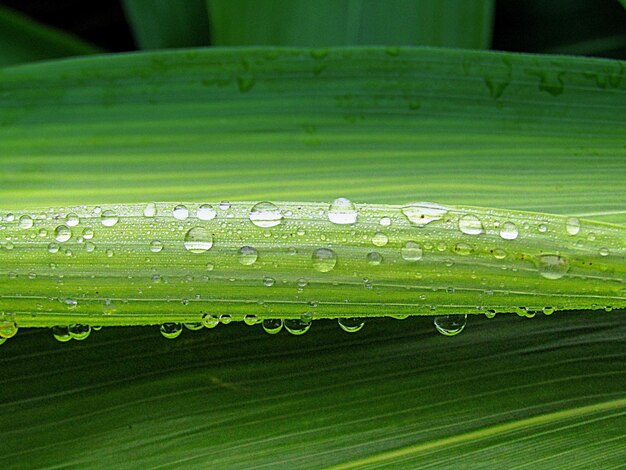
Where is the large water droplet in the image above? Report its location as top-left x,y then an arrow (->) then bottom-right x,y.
434,314 -> 467,336
101,210 -> 118,227
197,204 -> 217,221
401,241 -> 422,261
18,215 -> 33,229
0,321 -> 18,339
55,225 -> 71,242
52,326 -> 72,342
69,324 -> 91,341
160,323 -> 182,339
459,215 -> 484,235
499,221 -> 519,240
284,319 -> 312,335
238,246 -> 258,265
66,213 -> 80,227
338,318 -> 365,333
566,217 -> 580,235
327,197 -> 358,224
250,202 -> 283,228
202,313 -> 219,328
312,248 -> 337,272
184,227 -> 213,253
173,204 -> 189,220
262,318 -> 283,334
537,254 -> 569,280
402,202 -> 448,227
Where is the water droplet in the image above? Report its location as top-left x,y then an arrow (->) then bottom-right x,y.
537,254 -> 569,280
219,314 -> 232,324
401,241 -> 423,262
543,306 -> 555,315
263,276 -> 275,287
219,201 -> 230,210
454,243 -> 472,256
54,225 -> 71,242
160,323 -> 182,339
459,215 -> 484,235
52,326 -> 72,342
202,313 -> 219,328
338,317 -> 364,333
0,321 -> 18,339
493,248 -> 507,259
566,217 -> 580,235
18,215 -> 33,229
327,197 -> 358,224
83,228 -> 94,240
69,324 -> 91,341
250,202 -> 283,228
599,247 -> 609,256
238,246 -> 258,265
150,240 -> 163,253
101,210 -> 118,227
144,202 -> 157,217
262,318 -> 283,334
312,248 -> 337,272
434,314 -> 467,336
184,227 -> 213,253
66,213 -> 79,227
284,319 -> 311,335
197,204 -> 216,221
372,232 -> 388,247
173,205 -> 189,221
244,315 -> 258,326
367,252 -> 382,265
499,221 -> 519,240
184,322 -> 203,331
85,241 -> 95,253
380,217 -> 391,227
48,242 -> 60,253
485,311 -> 497,319
538,223 -> 548,233
402,202 -> 448,227
38,228 -> 48,237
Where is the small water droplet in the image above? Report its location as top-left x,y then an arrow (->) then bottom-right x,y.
53,326 -> 72,342
263,276 -> 275,287
537,254 -> 569,280
542,306 -> 555,315
66,213 -> 79,227
454,243 -> 473,256
184,322 -> 203,331
367,252 -> 382,265
150,240 -> 163,253
434,314 -> 467,336
18,215 -> 33,229
250,202 -> 283,228
262,318 -> 283,334
566,217 -> 580,235
372,232 -> 388,247
499,221 -> 519,240
599,247 -> 609,256
284,319 -> 311,335
327,197 -> 358,224
244,315 -> 258,326
380,217 -> 391,227
69,324 -> 91,341
82,228 -> 94,240
493,248 -> 507,259
402,202 -> 448,227
85,241 -> 95,253
538,223 -> 548,233
184,227 -> 213,253
238,246 -> 258,265
312,248 -> 337,272
459,215 -> 484,235
485,311 -> 497,319
160,323 -> 182,339
202,313 -> 219,328
219,314 -> 232,324
101,210 -> 118,227
338,317 -> 364,333
219,201 -> 231,210
0,321 -> 18,339
48,242 -> 60,253
38,228 -> 48,237
144,202 -> 157,217
401,241 -> 423,262
54,225 -> 71,242
197,204 -> 217,221
173,205 -> 189,221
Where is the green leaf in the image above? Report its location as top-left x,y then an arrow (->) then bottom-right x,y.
123,0 -> 211,49
207,0 -> 494,48
0,5 -> 101,67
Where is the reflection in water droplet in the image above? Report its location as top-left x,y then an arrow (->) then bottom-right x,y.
184,227 -> 213,253
459,215 -> 484,235
55,225 -> 71,242
434,314 -> 467,336
338,317 -> 365,333
18,215 -> 33,229
144,202 -> 157,217
402,202 -> 448,226
101,210 -> 118,227
53,326 -> 72,342
250,202 -> 283,228
537,254 -> 569,279
150,240 -> 163,253
262,318 -> 283,334
312,248 -> 337,272
197,204 -> 217,221
160,323 -> 182,339
327,197 -> 358,224
372,232 -> 388,247
238,246 -> 258,265
499,221 -> 519,240
401,241 -> 422,261
284,319 -> 312,335
202,313 -> 219,328
69,324 -> 91,341
0,321 -> 18,339
566,217 -> 580,235
367,252 -> 382,265
173,205 -> 189,220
